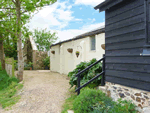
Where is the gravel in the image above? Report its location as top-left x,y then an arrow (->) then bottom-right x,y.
0,70 -> 70,113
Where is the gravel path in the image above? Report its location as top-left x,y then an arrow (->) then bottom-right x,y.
0,70 -> 70,113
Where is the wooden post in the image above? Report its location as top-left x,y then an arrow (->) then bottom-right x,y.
77,69 -> 81,95
12,58 -> 15,77
101,54 -> 105,86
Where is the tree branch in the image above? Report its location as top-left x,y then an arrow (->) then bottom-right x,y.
12,0 -> 16,4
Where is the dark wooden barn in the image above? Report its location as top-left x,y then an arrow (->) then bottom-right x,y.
95,0 -> 150,91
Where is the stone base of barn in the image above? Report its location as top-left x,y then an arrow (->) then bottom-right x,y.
98,82 -> 150,113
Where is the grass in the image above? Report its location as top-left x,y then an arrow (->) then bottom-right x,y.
61,88 -> 77,113
0,69 -> 23,108
0,61 -> 2,71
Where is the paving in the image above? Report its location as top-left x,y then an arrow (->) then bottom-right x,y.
0,70 -> 70,113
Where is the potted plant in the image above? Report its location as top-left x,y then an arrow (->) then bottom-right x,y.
76,51 -> 80,58
28,62 -> 33,70
43,56 -> 50,70
67,48 -> 73,53
51,51 -> 55,54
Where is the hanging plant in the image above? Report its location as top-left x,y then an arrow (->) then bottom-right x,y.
51,51 -> 55,54
76,51 -> 80,58
101,44 -> 105,50
67,48 -> 73,53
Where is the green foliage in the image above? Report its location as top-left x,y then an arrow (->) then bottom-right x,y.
32,28 -> 58,51
0,70 -> 23,108
28,62 -> 33,67
0,63 -> 1,71
72,88 -> 137,113
68,58 -> 102,89
61,88 -> 77,113
43,56 -> 50,67
73,88 -> 113,113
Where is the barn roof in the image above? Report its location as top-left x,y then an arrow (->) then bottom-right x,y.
50,26 -> 105,48
94,0 -> 125,12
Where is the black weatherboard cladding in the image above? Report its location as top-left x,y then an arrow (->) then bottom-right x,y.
96,0 -> 150,91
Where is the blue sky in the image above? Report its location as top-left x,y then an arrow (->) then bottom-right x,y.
28,0 -> 105,43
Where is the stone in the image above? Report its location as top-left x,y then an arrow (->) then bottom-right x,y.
148,101 -> 150,106
144,95 -> 149,99
125,92 -> 130,96
107,90 -> 111,97
135,93 -> 142,96
98,86 -> 106,93
67,110 -> 74,113
136,97 -> 141,102
117,89 -> 122,92
141,98 -> 146,102
113,90 -> 116,93
124,88 -> 129,91
138,104 -> 143,109
143,107 -> 150,113
144,93 -> 147,95
119,93 -> 125,98
113,86 -> 117,89
131,95 -> 135,100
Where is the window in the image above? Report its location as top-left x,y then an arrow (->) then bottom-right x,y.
90,36 -> 96,50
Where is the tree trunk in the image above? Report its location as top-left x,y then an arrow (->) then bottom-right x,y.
16,0 -> 24,82
0,36 -> 5,70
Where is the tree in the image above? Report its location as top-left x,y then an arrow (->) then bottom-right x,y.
0,0 -> 57,81
32,28 -> 58,51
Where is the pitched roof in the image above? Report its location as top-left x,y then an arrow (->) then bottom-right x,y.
94,0 -> 124,12
50,26 -> 105,48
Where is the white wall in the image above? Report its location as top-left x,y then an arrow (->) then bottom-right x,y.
50,45 -> 60,72
50,33 -> 105,75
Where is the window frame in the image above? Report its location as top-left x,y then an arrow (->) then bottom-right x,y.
90,35 -> 96,51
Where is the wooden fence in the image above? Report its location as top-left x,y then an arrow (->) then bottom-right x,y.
5,58 -> 15,77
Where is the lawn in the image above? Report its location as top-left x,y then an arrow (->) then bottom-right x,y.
0,64 -> 23,108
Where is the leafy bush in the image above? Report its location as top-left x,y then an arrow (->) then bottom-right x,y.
68,58 -> 102,89
73,88 -> 137,113
15,61 -> 33,70
43,56 -> 50,67
73,88 -> 113,113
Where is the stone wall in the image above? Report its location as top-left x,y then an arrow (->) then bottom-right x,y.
33,50 -> 48,70
98,82 -> 150,113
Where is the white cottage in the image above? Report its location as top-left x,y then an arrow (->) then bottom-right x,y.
50,27 -> 105,75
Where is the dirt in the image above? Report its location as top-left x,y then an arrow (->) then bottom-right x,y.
0,70 -> 70,113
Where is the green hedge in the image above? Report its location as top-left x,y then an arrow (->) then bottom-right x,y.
73,88 -> 137,113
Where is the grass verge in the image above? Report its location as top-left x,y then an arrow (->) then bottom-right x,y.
61,88 -> 77,113
0,70 -> 23,108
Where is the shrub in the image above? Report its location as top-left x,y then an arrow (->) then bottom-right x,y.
73,88 -> 113,113
68,58 -> 102,89
73,88 -> 137,113
43,56 -> 50,67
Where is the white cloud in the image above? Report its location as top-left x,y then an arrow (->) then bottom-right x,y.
27,1 -> 74,30
54,22 -> 105,43
26,0 -> 105,45
75,0 -> 105,6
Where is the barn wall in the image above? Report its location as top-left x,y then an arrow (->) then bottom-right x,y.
50,33 -> 105,75
105,0 -> 150,91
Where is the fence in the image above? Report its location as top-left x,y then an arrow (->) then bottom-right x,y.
5,58 -> 15,77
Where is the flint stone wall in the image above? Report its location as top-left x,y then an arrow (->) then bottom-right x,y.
98,82 -> 150,113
